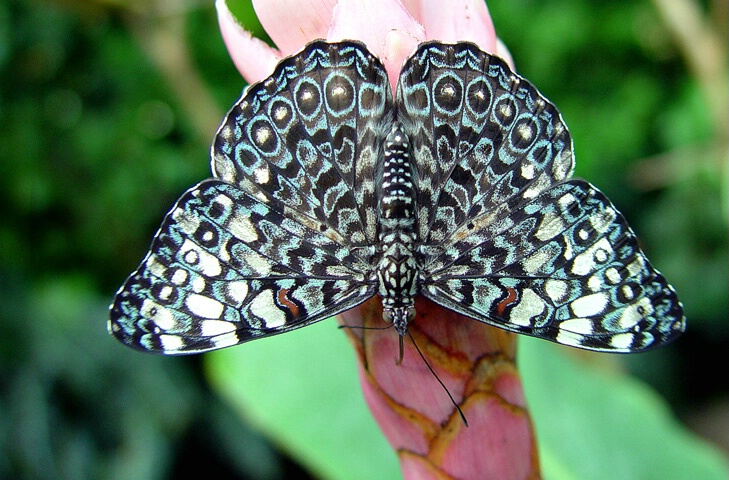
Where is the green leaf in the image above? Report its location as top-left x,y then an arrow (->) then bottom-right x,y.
205,320 -> 400,480
206,325 -> 727,479
519,338 -> 728,479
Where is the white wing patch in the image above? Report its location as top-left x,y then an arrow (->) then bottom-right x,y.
226,281 -> 249,304
560,318 -> 594,334
200,319 -> 236,336
171,268 -> 189,285
227,213 -> 260,242
535,209 -> 565,242
555,329 -> 587,347
180,239 -> 222,277
186,293 -> 224,319
571,238 -> 612,276
571,291 -> 609,317
172,207 -> 201,235
140,299 -> 175,330
609,333 -> 635,350
510,289 -> 546,326
618,297 -> 653,330
159,334 -> 185,351
249,290 -> 287,328
544,279 -> 568,303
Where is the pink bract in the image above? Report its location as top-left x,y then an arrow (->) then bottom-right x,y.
216,0 -> 509,89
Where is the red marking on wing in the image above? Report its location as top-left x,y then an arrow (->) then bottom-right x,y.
277,288 -> 300,319
496,287 -> 518,317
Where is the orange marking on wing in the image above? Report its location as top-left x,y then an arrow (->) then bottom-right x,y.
496,287 -> 518,316
277,289 -> 300,319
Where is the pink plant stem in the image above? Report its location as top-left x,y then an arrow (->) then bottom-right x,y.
340,298 -> 541,480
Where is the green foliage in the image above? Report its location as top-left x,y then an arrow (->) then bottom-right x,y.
519,338 -> 728,479
206,328 -> 728,480
204,326 -> 729,479
0,0 -> 726,478
206,321 -> 400,480
0,275 -> 197,478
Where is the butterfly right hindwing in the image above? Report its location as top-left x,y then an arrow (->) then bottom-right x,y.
421,179 -> 685,352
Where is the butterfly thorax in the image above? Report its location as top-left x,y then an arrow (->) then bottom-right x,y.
377,123 -> 418,336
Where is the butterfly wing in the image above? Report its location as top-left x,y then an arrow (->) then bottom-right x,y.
397,42 -> 574,245
421,179 -> 685,352
398,42 -> 684,351
212,40 -> 393,246
110,180 -> 377,353
110,41 -> 392,353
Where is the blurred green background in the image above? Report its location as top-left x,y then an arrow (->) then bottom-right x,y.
0,0 -> 727,478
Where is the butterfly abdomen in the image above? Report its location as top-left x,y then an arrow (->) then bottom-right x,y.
377,123 -> 418,335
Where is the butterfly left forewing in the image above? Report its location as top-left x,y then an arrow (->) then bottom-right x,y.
421,179 -> 685,352
111,42 -> 394,354
212,40 -> 392,246
110,180 -> 376,354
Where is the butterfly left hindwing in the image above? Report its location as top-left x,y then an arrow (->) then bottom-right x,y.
109,180 -> 376,354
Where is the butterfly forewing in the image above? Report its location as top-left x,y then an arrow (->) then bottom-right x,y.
212,41 -> 392,246
397,42 -> 574,246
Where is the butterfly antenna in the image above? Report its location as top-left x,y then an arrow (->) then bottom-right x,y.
338,323 -> 392,332
397,335 -> 404,365
407,331 -> 468,427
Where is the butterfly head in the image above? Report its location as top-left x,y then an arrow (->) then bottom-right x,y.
383,305 -> 416,337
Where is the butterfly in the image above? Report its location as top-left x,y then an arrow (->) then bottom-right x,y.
109,40 -> 685,355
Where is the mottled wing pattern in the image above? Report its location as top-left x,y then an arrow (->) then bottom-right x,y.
397,42 -> 573,245
405,43 -> 684,351
421,179 -> 685,351
110,41 -> 391,353
212,41 -> 393,246
109,181 -> 376,353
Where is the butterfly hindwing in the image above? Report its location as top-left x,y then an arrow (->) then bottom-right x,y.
109,180 -> 377,354
421,179 -> 685,352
